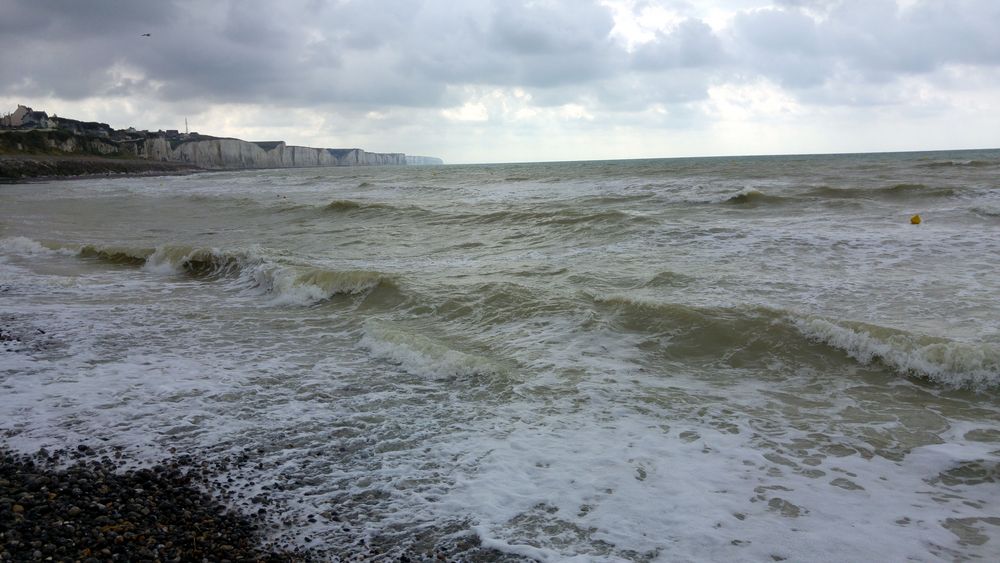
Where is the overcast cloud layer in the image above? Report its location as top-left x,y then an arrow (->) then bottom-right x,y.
2,0 -> 998,162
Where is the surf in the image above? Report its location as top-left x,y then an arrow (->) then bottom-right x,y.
593,294 -> 1000,390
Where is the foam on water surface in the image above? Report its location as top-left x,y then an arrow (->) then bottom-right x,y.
793,317 -> 1000,389
360,319 -> 507,380
441,412 -> 988,562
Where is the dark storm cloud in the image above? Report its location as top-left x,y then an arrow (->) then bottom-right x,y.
2,0 -> 999,113
0,0 -> 623,106
1,0 -> 411,104
0,0 -> 177,37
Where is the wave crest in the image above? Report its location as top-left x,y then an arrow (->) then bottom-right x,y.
595,294 -> 999,390
261,268 -> 394,305
69,242 -> 394,306
0,236 -> 71,256
361,320 -> 503,379
723,189 -> 790,205
792,318 -> 999,390
79,245 -> 155,266
144,246 -> 250,277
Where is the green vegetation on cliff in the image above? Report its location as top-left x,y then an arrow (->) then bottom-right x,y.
0,130 -> 132,158
0,154 -> 199,181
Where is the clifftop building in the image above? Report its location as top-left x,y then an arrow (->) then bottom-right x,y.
1,104 -> 50,129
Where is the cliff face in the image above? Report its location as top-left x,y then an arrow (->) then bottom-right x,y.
406,155 -> 445,165
143,138 -> 407,169
1,129 -> 441,170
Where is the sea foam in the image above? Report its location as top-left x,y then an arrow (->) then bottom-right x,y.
792,317 -> 1000,389
0,236 -> 74,256
140,244 -> 390,305
258,267 -> 391,306
361,320 -> 503,380
0,236 -> 52,255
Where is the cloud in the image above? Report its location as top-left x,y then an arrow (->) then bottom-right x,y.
6,0 -> 995,108
631,19 -> 727,69
731,0 -> 1000,93
1,0 -> 998,162
0,0 -> 628,107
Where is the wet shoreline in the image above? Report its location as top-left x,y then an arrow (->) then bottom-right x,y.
0,442 -> 505,562
0,445 -> 323,561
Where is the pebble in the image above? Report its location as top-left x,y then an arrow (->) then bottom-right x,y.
0,447 -> 315,562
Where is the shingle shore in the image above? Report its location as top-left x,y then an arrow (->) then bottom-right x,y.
0,446 -> 315,562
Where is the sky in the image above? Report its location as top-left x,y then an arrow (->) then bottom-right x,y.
1,0 -> 999,164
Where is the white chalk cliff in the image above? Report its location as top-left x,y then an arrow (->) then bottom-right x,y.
405,155 -> 445,165
142,138 -> 412,169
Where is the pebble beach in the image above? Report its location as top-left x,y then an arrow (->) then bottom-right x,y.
1,445 -> 318,562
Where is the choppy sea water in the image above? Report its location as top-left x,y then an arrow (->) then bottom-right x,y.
2,150 -> 999,561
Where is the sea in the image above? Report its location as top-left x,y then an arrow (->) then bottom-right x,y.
2,149 -> 999,561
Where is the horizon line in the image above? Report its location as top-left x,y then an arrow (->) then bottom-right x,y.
443,146 -> 999,166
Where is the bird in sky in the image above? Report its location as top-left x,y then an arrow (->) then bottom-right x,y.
141,33 -> 151,37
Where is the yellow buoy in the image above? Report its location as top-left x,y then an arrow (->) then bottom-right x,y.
910,214 -> 922,224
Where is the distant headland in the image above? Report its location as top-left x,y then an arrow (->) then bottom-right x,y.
0,104 -> 442,180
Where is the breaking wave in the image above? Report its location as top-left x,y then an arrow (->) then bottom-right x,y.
679,187 -> 792,206
2,236 -> 392,309
792,318 -> 1000,391
594,295 -> 999,390
143,246 -> 252,278
263,267 -> 394,306
146,246 -> 395,305
722,188 -> 793,206
72,242 -> 395,306
360,320 -> 505,380
0,236 -> 74,256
